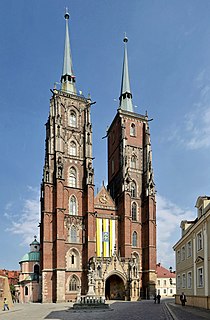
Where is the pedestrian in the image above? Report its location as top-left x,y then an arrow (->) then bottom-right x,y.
2,297 -> 9,311
180,292 -> 186,306
154,293 -> 157,304
157,294 -> 161,304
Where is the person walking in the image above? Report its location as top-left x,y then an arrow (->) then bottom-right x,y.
180,292 -> 187,306
2,297 -> 9,311
154,293 -> 157,304
157,294 -> 161,304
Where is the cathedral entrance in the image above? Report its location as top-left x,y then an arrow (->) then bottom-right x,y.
105,275 -> 125,300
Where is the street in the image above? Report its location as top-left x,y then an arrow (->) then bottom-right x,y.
0,299 -> 209,320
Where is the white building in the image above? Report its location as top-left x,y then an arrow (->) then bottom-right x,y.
156,263 -> 176,297
173,196 -> 210,309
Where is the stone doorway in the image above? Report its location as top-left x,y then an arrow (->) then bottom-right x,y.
105,275 -> 125,300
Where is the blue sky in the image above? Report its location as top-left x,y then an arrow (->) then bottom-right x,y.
1,0 -> 210,271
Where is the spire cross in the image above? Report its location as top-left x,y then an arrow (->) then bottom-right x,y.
64,7 -> 69,20
123,32 -> 128,43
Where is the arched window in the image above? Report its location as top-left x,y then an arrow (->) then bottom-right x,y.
25,286 -> 28,296
69,195 -> 77,215
130,123 -> 136,136
34,264 -> 39,282
69,276 -> 78,291
132,202 -> 137,221
67,248 -> 80,269
131,155 -> 137,169
69,167 -> 77,187
69,111 -> 77,127
70,226 -> 77,243
131,181 -> 137,197
132,231 -> 137,247
69,141 -> 77,156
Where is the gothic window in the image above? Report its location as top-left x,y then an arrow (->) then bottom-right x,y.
69,110 -> 77,127
132,202 -> 137,221
132,231 -> 137,247
69,195 -> 77,215
131,155 -> 137,169
69,167 -> 77,187
70,225 -> 77,243
71,254 -> 75,265
69,276 -> 79,291
69,141 -> 77,156
131,181 -> 137,197
130,123 -> 136,136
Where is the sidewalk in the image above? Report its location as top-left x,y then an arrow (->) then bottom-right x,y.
166,301 -> 210,320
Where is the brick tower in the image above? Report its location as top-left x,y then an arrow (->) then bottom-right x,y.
107,36 -> 157,298
40,11 -> 95,302
40,12 -> 156,303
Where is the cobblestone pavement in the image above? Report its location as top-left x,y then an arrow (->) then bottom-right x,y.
0,299 -> 209,320
0,300 -> 172,320
166,301 -> 210,320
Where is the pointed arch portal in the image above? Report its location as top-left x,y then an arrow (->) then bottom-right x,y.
105,274 -> 125,300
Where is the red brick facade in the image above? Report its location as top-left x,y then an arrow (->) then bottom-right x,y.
40,14 -> 156,303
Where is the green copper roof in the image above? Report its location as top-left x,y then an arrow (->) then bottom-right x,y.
61,10 -> 77,94
19,251 -> 40,263
119,35 -> 134,112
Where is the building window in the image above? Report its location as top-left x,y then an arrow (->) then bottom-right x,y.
130,123 -> 136,136
177,275 -> 180,289
157,280 -> 160,286
69,141 -> 77,156
131,181 -> 137,197
181,246 -> 185,261
182,273 -> 186,288
71,254 -> 75,265
164,280 -> 166,285
131,155 -> 137,169
164,289 -> 166,294
69,276 -> 78,291
132,231 -> 137,247
132,202 -> 137,221
197,267 -> 203,287
69,167 -> 77,187
25,286 -> 28,296
170,289 -> 173,294
177,250 -> 181,263
197,232 -> 203,251
111,159 -> 115,174
70,226 -> 77,243
69,195 -> 77,215
69,111 -> 77,127
187,241 -> 192,258
187,271 -> 192,289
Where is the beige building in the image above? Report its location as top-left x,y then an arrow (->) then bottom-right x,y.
156,263 -> 176,297
173,196 -> 210,309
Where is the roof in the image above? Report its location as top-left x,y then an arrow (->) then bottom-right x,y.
30,238 -> 40,245
156,263 -> 175,278
19,251 -> 40,263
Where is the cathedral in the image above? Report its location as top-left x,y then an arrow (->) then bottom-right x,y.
40,11 -> 157,303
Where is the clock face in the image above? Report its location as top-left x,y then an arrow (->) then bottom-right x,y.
99,194 -> 108,204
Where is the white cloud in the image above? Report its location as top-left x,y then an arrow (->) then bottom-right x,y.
166,69 -> 210,150
156,193 -> 195,270
4,187 -> 40,246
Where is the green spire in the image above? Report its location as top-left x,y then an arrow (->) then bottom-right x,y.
119,34 -> 133,112
60,10 -> 77,94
